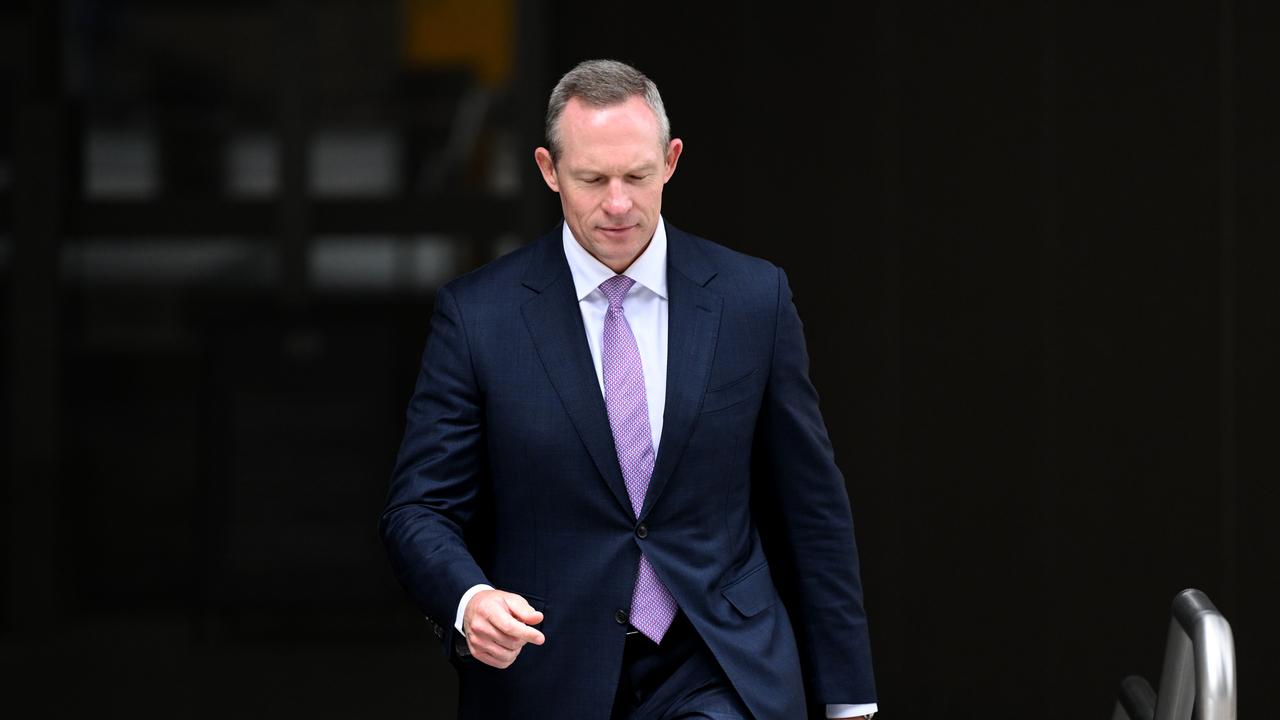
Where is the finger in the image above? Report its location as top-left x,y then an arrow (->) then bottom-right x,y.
505,595 -> 545,626
500,597 -> 546,645
490,612 -> 530,640
473,646 -> 513,670
470,617 -> 520,652
519,625 -> 546,646
483,603 -> 530,638
476,628 -> 520,653
480,642 -> 520,669
492,613 -> 545,646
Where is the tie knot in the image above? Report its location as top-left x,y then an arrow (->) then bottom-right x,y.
598,275 -> 635,309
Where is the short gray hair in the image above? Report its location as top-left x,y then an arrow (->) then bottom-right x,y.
545,59 -> 670,162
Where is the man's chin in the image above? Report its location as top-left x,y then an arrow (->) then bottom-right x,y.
587,237 -> 645,271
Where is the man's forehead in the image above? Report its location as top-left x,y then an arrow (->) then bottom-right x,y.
562,156 -> 660,176
557,99 -> 665,171
561,95 -> 660,139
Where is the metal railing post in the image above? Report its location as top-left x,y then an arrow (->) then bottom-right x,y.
1113,589 -> 1236,720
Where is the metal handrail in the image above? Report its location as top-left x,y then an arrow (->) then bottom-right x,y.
1112,589 -> 1237,720
1115,675 -> 1157,720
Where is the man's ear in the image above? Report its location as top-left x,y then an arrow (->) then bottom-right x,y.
534,147 -> 560,193
663,138 -> 683,183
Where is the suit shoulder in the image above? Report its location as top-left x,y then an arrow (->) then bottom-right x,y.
673,228 -> 781,303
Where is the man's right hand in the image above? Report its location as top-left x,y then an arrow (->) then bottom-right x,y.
462,589 -> 546,669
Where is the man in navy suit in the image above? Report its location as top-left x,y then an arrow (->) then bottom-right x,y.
381,59 -> 877,719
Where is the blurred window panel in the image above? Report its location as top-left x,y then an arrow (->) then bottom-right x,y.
309,234 -> 459,292
309,128 -> 401,198
85,124 -> 159,199
225,130 -> 279,198
62,237 -> 277,288
405,234 -> 463,288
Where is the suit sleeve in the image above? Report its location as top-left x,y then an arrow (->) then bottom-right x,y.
380,284 -> 491,658
753,267 -> 877,707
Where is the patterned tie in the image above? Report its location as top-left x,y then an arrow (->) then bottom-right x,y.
599,275 -> 678,643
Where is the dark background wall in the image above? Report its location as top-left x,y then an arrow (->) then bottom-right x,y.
3,1 -> 1276,717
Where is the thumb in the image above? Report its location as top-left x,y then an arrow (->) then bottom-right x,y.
504,593 -> 544,625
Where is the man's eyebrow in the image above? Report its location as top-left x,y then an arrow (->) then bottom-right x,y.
569,163 -> 657,178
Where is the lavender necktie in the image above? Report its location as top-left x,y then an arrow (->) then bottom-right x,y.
599,275 -> 678,643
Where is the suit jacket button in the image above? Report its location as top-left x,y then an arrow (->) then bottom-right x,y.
635,523 -> 648,539
615,609 -> 629,625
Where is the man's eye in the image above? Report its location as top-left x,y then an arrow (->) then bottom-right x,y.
628,174 -> 649,182
583,177 -> 602,184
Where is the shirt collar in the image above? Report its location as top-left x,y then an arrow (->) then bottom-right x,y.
562,216 -> 669,302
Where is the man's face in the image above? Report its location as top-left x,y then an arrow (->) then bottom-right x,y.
535,95 -> 682,273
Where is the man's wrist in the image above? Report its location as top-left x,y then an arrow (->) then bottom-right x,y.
455,583 -> 494,633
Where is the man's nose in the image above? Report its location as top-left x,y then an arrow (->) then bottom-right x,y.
603,179 -> 632,215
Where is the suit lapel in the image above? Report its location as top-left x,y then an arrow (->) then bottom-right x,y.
641,227 -> 722,520
520,230 -> 633,517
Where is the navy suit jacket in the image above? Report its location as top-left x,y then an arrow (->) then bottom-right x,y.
381,223 -> 876,719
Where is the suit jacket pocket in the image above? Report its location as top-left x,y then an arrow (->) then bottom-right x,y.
700,369 -> 757,415
720,562 -> 778,617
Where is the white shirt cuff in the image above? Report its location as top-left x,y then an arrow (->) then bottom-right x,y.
827,702 -> 878,718
454,583 -> 494,632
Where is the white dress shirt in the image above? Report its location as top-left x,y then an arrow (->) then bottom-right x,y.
561,216 -> 669,454
453,217 -> 875,719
